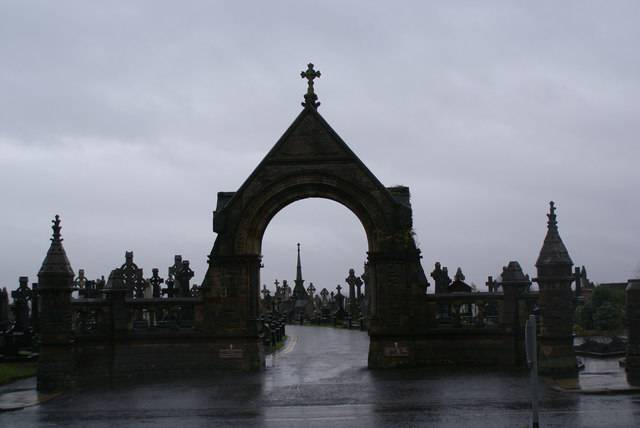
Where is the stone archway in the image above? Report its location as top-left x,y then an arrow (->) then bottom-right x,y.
201,73 -> 430,368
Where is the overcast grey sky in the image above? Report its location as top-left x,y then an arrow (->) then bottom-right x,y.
1,1 -> 639,293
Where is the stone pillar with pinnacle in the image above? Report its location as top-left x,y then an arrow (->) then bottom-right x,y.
500,261 -> 531,366
37,215 -> 76,391
534,202 -> 577,376
626,278 -> 640,385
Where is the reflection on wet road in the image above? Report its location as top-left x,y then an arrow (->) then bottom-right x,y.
1,325 -> 639,427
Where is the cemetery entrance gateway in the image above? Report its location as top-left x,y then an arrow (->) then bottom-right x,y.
35,64 -> 580,391
201,64 -> 430,368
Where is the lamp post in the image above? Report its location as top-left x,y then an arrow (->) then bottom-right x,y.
525,314 -> 540,428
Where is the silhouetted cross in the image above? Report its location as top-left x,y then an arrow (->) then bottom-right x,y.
300,63 -> 321,108
301,63 -> 320,89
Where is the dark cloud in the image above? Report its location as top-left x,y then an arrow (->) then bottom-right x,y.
2,1 -> 639,291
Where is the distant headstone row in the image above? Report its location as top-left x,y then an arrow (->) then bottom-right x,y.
261,274 -> 365,325
72,252 -> 200,300
0,277 -> 38,358
258,244 -> 368,328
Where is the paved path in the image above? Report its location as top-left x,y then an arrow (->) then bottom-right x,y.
1,326 -> 639,427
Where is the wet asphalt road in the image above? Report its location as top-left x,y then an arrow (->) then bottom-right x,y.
1,325 -> 639,427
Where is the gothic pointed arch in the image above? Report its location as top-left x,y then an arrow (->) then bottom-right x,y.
201,67 -> 430,368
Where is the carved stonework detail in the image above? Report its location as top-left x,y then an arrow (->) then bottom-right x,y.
202,66 -> 429,367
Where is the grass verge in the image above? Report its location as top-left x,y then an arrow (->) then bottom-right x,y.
265,335 -> 288,353
0,362 -> 37,385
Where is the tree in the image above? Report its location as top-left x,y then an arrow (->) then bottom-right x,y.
591,287 -> 624,312
593,301 -> 622,331
576,286 -> 625,333
575,303 -> 594,330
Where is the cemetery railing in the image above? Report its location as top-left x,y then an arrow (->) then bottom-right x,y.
71,296 -> 203,338
425,291 -> 539,330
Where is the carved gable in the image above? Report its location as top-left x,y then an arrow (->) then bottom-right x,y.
267,110 -> 350,161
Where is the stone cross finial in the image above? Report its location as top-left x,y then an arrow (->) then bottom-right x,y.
300,63 -> 321,109
51,214 -> 62,242
547,201 -> 557,229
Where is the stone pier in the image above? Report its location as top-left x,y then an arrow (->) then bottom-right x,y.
37,215 -> 75,391
626,278 -> 640,385
535,202 -> 577,376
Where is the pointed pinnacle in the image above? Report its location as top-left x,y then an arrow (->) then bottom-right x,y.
51,214 -> 63,242
547,201 -> 558,229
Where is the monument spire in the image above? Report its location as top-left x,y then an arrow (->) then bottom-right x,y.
300,63 -> 321,109
293,242 -> 307,299
296,243 -> 303,283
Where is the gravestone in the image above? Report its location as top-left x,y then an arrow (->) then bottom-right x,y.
486,276 -> 499,293
0,288 -> 10,330
169,255 -> 183,294
73,269 -> 87,297
95,275 -> 106,291
149,268 -> 164,298
12,276 -> 33,332
120,251 -> 145,298
261,284 -> 272,312
334,285 -> 346,319
282,280 -> 291,301
320,288 -> 329,306
307,282 -> 316,299
162,268 -> 177,298
431,262 -> 452,294
346,268 -> 363,316
175,260 -> 195,297
449,268 -> 472,293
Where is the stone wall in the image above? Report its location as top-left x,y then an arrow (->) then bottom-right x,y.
369,330 -> 518,368
71,337 -> 264,386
